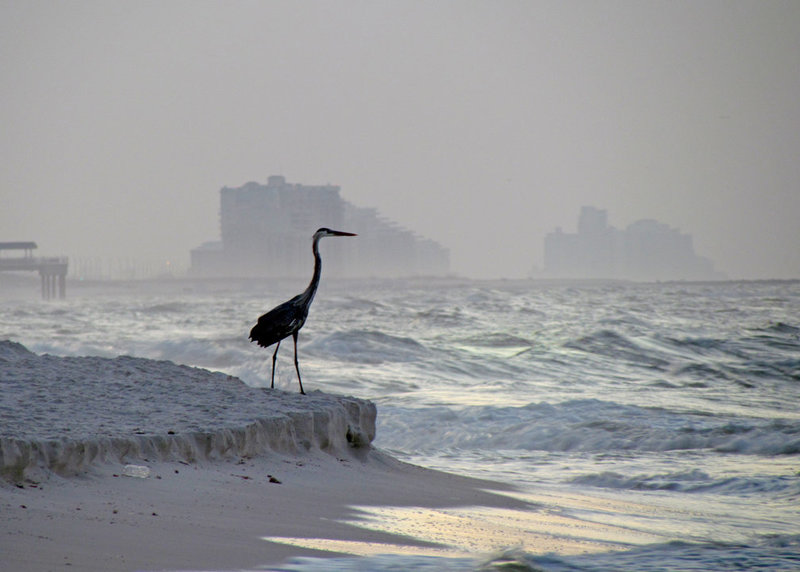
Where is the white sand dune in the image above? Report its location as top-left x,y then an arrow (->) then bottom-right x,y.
1,343 -> 546,571
0,340 -> 375,480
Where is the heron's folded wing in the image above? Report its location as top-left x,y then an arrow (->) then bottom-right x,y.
249,301 -> 303,348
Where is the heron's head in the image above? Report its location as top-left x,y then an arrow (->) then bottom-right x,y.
314,227 -> 357,240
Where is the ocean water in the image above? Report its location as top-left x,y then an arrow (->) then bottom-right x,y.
2,277 -> 799,570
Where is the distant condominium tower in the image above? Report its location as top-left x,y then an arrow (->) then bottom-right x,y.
543,206 -> 723,281
190,176 -> 449,278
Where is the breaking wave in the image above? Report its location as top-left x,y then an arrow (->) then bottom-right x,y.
378,399 -> 800,456
570,469 -> 800,496
305,330 -> 428,364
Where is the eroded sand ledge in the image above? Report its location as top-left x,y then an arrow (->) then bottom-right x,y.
0,340 -> 375,481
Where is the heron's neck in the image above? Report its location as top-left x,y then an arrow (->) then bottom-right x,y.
301,237 -> 323,307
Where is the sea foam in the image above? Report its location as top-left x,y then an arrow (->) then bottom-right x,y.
0,341 -> 376,481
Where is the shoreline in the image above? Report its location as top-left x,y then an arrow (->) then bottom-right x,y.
0,342 -> 535,570
2,449 -> 534,571
0,343 -> 656,570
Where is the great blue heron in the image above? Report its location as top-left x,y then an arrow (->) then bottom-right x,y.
249,227 -> 356,394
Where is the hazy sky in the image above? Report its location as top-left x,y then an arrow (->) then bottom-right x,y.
2,1 -> 799,279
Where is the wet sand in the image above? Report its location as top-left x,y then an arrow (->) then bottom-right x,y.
2,449 -> 536,571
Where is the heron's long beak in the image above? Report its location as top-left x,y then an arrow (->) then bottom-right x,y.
330,230 -> 357,237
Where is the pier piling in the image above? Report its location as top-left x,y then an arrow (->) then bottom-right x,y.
0,242 -> 68,299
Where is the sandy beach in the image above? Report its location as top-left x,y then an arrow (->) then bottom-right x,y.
0,343 -> 532,571
3,449 -> 537,571
0,342 -> 661,571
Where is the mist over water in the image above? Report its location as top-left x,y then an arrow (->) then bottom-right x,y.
2,278 -> 799,569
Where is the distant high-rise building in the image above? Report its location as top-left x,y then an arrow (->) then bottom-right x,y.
543,207 -> 723,281
190,176 -> 449,278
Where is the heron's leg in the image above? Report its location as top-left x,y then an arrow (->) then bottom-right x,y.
270,341 -> 281,389
292,331 -> 305,395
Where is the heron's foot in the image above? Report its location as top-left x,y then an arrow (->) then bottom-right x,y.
299,389 -> 306,395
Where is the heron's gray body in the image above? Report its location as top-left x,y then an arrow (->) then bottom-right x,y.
249,285 -> 313,349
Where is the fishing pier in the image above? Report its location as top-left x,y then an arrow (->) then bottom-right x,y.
0,242 -> 68,299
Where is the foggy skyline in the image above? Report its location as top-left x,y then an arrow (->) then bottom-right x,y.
2,1 -> 799,279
